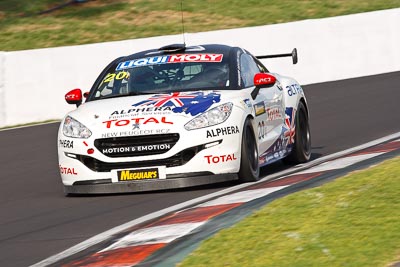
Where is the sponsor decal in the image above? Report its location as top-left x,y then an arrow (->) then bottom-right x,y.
266,106 -> 282,121
258,106 -> 283,140
205,154 -> 237,164
102,144 -> 171,155
258,121 -> 267,140
258,107 -> 296,165
117,168 -> 159,181
59,165 -> 77,175
59,139 -> 73,148
206,126 -> 239,138
241,98 -> 252,108
102,117 -> 173,128
259,136 -> 287,165
132,91 -> 221,116
255,76 -> 274,84
109,106 -> 173,119
286,84 -> 303,96
101,129 -> 170,138
116,54 -> 223,71
254,102 -> 266,116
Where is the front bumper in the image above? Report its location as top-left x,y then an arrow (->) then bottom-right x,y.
58,106 -> 246,194
64,173 -> 238,194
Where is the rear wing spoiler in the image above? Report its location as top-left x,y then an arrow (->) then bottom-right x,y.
256,48 -> 298,64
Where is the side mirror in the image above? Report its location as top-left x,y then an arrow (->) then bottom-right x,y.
65,88 -> 83,107
251,73 -> 277,99
254,73 -> 276,88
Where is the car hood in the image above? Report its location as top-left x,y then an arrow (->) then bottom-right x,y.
65,90 -> 249,137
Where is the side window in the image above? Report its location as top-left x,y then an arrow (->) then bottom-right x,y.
240,53 -> 261,87
254,57 -> 268,73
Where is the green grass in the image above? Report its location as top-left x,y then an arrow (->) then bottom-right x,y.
179,157 -> 400,267
1,0 -> 400,51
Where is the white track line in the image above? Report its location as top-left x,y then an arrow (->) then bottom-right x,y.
297,152 -> 385,174
198,186 -> 288,207
100,222 -> 205,252
31,131 -> 400,267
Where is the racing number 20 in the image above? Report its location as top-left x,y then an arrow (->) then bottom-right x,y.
103,71 -> 129,83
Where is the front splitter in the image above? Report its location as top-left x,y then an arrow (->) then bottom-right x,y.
64,173 -> 238,194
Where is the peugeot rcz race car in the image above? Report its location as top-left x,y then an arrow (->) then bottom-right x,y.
58,43 -> 311,194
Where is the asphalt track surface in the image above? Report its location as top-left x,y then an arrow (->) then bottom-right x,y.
0,71 -> 399,267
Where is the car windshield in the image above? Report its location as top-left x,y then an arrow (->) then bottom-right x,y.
91,53 -> 230,100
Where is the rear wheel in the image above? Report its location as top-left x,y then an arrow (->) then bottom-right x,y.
238,118 -> 260,182
284,101 -> 311,164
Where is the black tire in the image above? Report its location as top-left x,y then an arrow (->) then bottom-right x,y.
238,118 -> 260,182
283,101 -> 311,164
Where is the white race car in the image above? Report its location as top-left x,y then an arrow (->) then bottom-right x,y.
58,44 -> 311,194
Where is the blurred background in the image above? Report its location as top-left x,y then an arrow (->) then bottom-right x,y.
1,0 -> 400,51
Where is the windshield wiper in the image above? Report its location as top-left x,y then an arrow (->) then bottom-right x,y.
99,91 -> 150,100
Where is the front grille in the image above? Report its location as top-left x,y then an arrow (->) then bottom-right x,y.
94,133 -> 179,158
77,145 -> 203,172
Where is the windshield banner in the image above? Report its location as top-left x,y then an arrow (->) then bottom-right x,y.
116,54 -> 223,71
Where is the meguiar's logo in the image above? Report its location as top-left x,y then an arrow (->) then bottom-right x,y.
117,168 -> 159,181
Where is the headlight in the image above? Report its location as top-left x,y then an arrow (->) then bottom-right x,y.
184,102 -> 233,130
62,116 -> 92,138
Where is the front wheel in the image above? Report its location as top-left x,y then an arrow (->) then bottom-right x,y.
238,118 -> 260,182
283,101 -> 311,164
